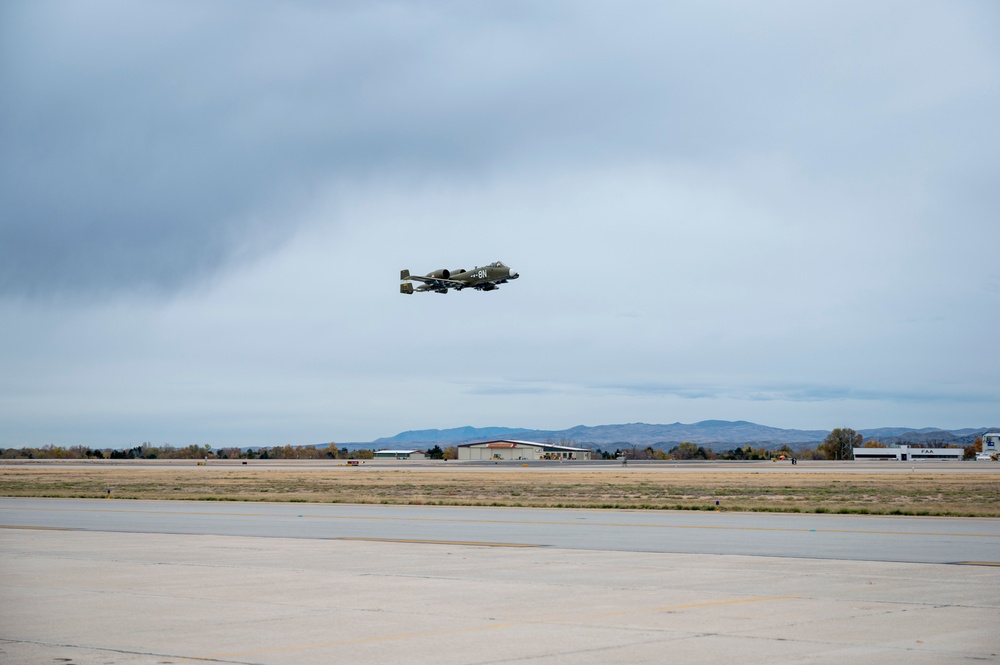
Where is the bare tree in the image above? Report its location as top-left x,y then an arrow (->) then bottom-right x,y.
818,428 -> 861,460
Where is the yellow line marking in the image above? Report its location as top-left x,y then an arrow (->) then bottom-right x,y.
953,561 -> 1000,567
2,504 -> 997,539
3,504 -> 998,539
0,525 -> 77,531
335,537 -> 540,547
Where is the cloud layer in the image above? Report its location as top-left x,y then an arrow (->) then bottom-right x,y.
2,1 -> 998,446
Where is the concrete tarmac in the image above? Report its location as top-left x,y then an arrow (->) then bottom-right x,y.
2,499 -> 998,664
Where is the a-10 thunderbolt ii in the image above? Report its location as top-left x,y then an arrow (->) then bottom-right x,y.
400,261 -> 519,294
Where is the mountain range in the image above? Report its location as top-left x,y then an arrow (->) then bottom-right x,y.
361,421 -> 995,451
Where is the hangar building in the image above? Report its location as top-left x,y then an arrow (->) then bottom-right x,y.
457,440 -> 592,461
852,446 -> 964,461
373,449 -> 427,460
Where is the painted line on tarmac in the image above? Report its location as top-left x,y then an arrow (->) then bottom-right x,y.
0,524 -> 78,531
316,516 -> 1000,540
4,504 -> 999,539
334,537 -> 541,547
952,561 -> 1000,567
307,515 -> 1000,539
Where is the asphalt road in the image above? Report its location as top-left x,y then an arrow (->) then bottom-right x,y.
2,498 -> 998,564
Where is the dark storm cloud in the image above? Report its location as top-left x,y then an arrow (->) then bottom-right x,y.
0,3 -> 295,297
0,2 -> 594,297
8,1 -> 995,298
0,1 -> 520,297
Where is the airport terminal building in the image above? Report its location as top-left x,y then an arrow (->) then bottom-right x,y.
458,440 -> 593,461
852,445 -> 964,461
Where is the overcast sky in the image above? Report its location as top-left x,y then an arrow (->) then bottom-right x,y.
2,1 -> 998,448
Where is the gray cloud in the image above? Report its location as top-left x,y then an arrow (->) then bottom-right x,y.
1,1 -> 998,445
5,1 -> 997,299
594,381 -> 998,405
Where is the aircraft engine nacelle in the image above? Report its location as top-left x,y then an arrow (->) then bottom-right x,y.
426,269 -> 450,279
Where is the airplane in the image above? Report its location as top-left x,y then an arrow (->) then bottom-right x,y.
400,261 -> 519,294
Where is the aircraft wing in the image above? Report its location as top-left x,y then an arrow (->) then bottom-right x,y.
403,274 -> 467,289
400,272 -> 468,293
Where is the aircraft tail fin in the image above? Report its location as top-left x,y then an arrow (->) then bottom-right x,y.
400,283 -> 414,295
400,269 -> 411,281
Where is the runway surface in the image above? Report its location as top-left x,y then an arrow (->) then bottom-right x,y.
2,498 -> 998,564
2,498 -> 998,664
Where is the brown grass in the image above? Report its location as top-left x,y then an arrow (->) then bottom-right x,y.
2,465 -> 998,516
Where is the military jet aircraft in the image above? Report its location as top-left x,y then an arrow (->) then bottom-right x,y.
400,261 -> 519,294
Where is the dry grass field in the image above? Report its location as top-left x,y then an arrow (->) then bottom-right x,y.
2,463 -> 998,516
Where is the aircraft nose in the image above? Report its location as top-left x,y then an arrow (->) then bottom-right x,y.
510,269 -> 519,279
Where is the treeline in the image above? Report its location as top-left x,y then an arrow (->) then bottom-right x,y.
2,431 -> 978,461
0,443 -> 456,460
607,428 -> 979,461
1,443 -> 218,460
214,444 -> 455,460
610,442 -> 806,461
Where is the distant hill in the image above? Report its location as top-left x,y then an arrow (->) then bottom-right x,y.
358,421 -> 996,451
372,426 -> 527,445
866,428 -> 988,446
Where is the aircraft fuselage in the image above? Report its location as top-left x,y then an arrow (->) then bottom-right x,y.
400,261 -> 519,294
